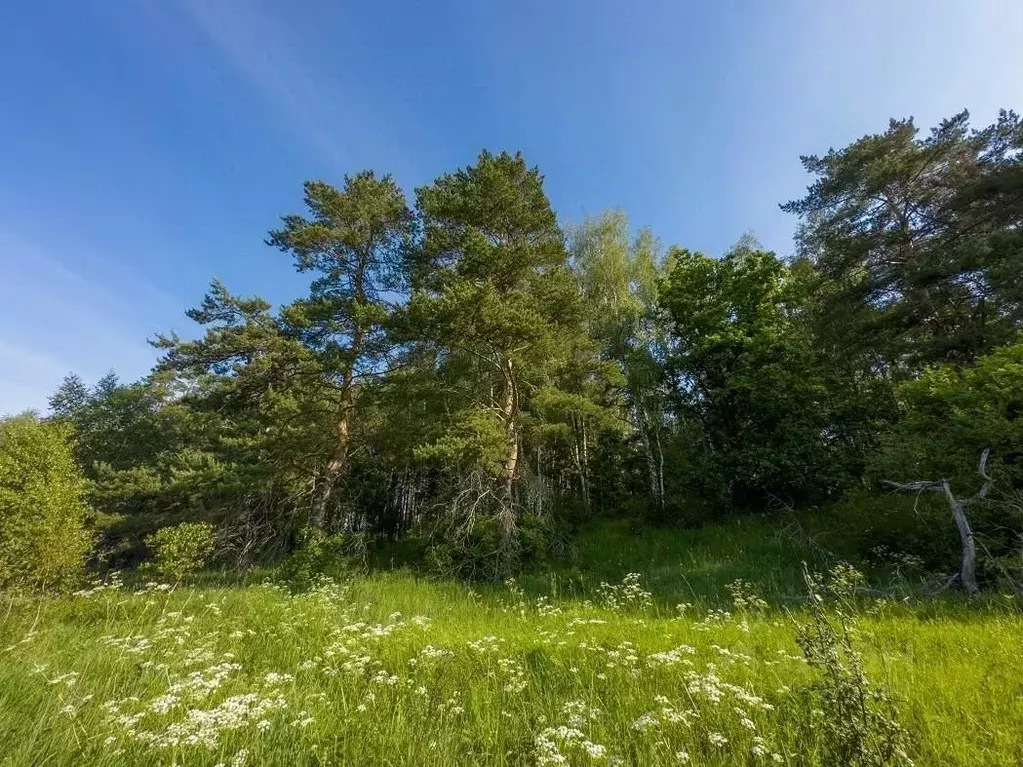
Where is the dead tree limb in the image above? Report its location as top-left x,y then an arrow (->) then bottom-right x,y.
885,448 -> 993,597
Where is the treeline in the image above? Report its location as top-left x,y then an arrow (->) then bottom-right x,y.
33,109 -> 1023,585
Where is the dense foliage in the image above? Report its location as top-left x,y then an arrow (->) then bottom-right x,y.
0,414 -> 91,588
38,110 -> 1023,588
143,521 -> 215,582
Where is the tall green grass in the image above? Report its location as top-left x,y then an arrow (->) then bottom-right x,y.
1,519 -> 1020,766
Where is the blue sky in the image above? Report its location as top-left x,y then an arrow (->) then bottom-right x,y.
1,0 -> 1021,415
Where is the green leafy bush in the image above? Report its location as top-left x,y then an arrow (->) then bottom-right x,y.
823,490 -> 958,574
279,529 -> 367,590
876,339 -> 1023,488
0,414 -> 92,589
864,340 -> 1023,585
144,521 -> 215,581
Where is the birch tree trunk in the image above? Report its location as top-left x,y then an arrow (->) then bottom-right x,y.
499,358 -> 519,539
572,415 -> 592,512
654,424 -> 666,511
637,404 -> 664,511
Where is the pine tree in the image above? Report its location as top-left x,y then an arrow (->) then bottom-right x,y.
402,151 -> 586,542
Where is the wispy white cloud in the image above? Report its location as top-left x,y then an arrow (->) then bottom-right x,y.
168,0 -> 356,172
0,229 -> 163,416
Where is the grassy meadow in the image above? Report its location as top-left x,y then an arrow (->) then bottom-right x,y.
2,519 -> 1022,766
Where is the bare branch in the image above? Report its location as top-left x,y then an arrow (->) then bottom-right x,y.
886,450 -> 989,596
963,447 -> 994,505
924,572 -> 960,597
882,479 -> 943,493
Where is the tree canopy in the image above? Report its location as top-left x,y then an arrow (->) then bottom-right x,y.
38,109 -> 1023,586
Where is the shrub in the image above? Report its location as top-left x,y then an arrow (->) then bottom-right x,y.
864,341 -> 1023,583
424,514 -> 563,582
796,564 -> 912,766
822,490 -> 959,575
0,414 -> 92,589
424,518 -> 504,581
144,521 -> 215,581
279,529 -> 367,590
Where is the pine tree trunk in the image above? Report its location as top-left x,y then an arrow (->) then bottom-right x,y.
308,268 -> 368,532
309,456 -> 344,531
308,386 -> 353,532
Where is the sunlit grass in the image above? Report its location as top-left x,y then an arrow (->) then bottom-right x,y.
1,521 -> 1021,766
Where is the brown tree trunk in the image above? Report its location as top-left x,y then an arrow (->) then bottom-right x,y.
308,408 -> 350,531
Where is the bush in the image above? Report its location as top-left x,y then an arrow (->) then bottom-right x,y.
424,514 -> 565,582
823,490 -> 958,574
0,414 -> 92,589
796,565 -> 912,766
144,521 -> 215,581
279,529 -> 367,590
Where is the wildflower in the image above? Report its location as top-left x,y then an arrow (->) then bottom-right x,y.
264,671 -> 294,685
583,741 -> 606,758
149,694 -> 180,714
631,713 -> 658,732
